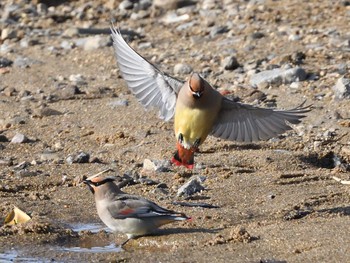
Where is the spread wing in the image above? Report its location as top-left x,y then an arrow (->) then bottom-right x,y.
211,99 -> 311,142
111,26 -> 184,121
107,194 -> 183,219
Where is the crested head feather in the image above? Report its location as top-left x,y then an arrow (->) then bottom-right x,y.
189,73 -> 204,93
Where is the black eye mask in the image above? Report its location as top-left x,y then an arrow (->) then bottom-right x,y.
189,83 -> 203,99
83,178 -> 115,194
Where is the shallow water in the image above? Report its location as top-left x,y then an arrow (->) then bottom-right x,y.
69,222 -> 107,233
0,249 -> 54,263
62,243 -> 123,253
62,222 -> 122,253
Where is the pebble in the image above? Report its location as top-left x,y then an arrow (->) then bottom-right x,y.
74,36 -> 111,51
69,74 -> 87,86
40,151 -> 62,162
249,67 -> 307,87
62,28 -> 79,38
333,77 -> 350,100
136,0 -> 152,10
1,28 -> 17,40
142,159 -> 171,172
75,152 -> 90,163
53,84 -> 81,100
161,12 -> 190,24
250,32 -> 265,39
174,63 -> 193,75
11,133 -> 29,143
35,106 -> 63,117
0,57 -> 13,68
13,56 -> 42,68
119,0 -> 134,10
210,26 -> 229,38
66,152 -> 90,164
222,56 -> 240,71
177,175 -> 206,197
2,87 -> 16,97
60,40 -> 75,50
0,134 -> 9,142
108,99 -> 129,108
153,0 -> 184,9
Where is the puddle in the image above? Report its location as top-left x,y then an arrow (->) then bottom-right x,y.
59,222 -> 122,253
62,243 -> 123,253
0,249 -> 54,263
69,222 -> 107,233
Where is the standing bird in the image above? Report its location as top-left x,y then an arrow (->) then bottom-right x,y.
84,174 -> 190,246
111,26 -> 311,169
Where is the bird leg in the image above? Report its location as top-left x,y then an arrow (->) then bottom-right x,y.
193,138 -> 201,149
178,133 -> 184,144
120,238 -> 131,247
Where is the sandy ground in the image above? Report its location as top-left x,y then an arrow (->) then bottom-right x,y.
0,0 -> 350,262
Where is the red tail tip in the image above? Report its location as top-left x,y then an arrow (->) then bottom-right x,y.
171,157 -> 194,169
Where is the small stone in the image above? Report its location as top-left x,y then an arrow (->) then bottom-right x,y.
1,28 -> 17,40
74,152 -> 90,163
153,0 -> 176,9
137,0 -> 152,10
174,63 -> 192,75
60,40 -> 75,50
37,3 -> 48,14
138,42 -> 152,49
161,12 -> 190,24
0,57 -> 13,68
20,38 -> 40,48
119,0 -> 134,10
53,84 -> 81,100
108,99 -> 129,108
222,56 -> 240,71
11,133 -> 29,143
177,175 -> 206,197
13,56 -> 42,68
62,28 -> 79,38
3,87 -> 16,97
35,106 -> 63,117
143,159 -> 170,172
210,26 -> 229,38
250,32 -> 265,39
156,183 -> 168,189
0,134 -> 9,142
333,77 -> 350,100
249,67 -> 307,87
66,155 -> 74,165
69,74 -> 86,86
40,151 -> 62,162
74,36 -> 111,51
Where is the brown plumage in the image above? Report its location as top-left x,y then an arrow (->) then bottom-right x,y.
84,175 -> 190,246
111,26 -> 311,169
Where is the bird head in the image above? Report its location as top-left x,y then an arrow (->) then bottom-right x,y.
188,73 -> 204,99
83,176 -> 116,195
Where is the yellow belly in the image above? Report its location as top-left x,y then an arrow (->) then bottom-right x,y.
174,107 -> 216,149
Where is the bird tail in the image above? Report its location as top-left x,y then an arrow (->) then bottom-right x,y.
171,142 -> 195,169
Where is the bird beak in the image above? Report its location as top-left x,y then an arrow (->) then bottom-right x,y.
83,179 -> 95,194
192,91 -> 202,98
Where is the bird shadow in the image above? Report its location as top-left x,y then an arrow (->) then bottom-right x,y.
201,143 -> 262,154
151,227 -> 222,237
120,227 -> 223,251
317,205 -> 350,216
298,151 -> 337,169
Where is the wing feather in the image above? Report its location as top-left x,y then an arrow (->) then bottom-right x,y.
211,99 -> 311,142
111,26 -> 184,121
